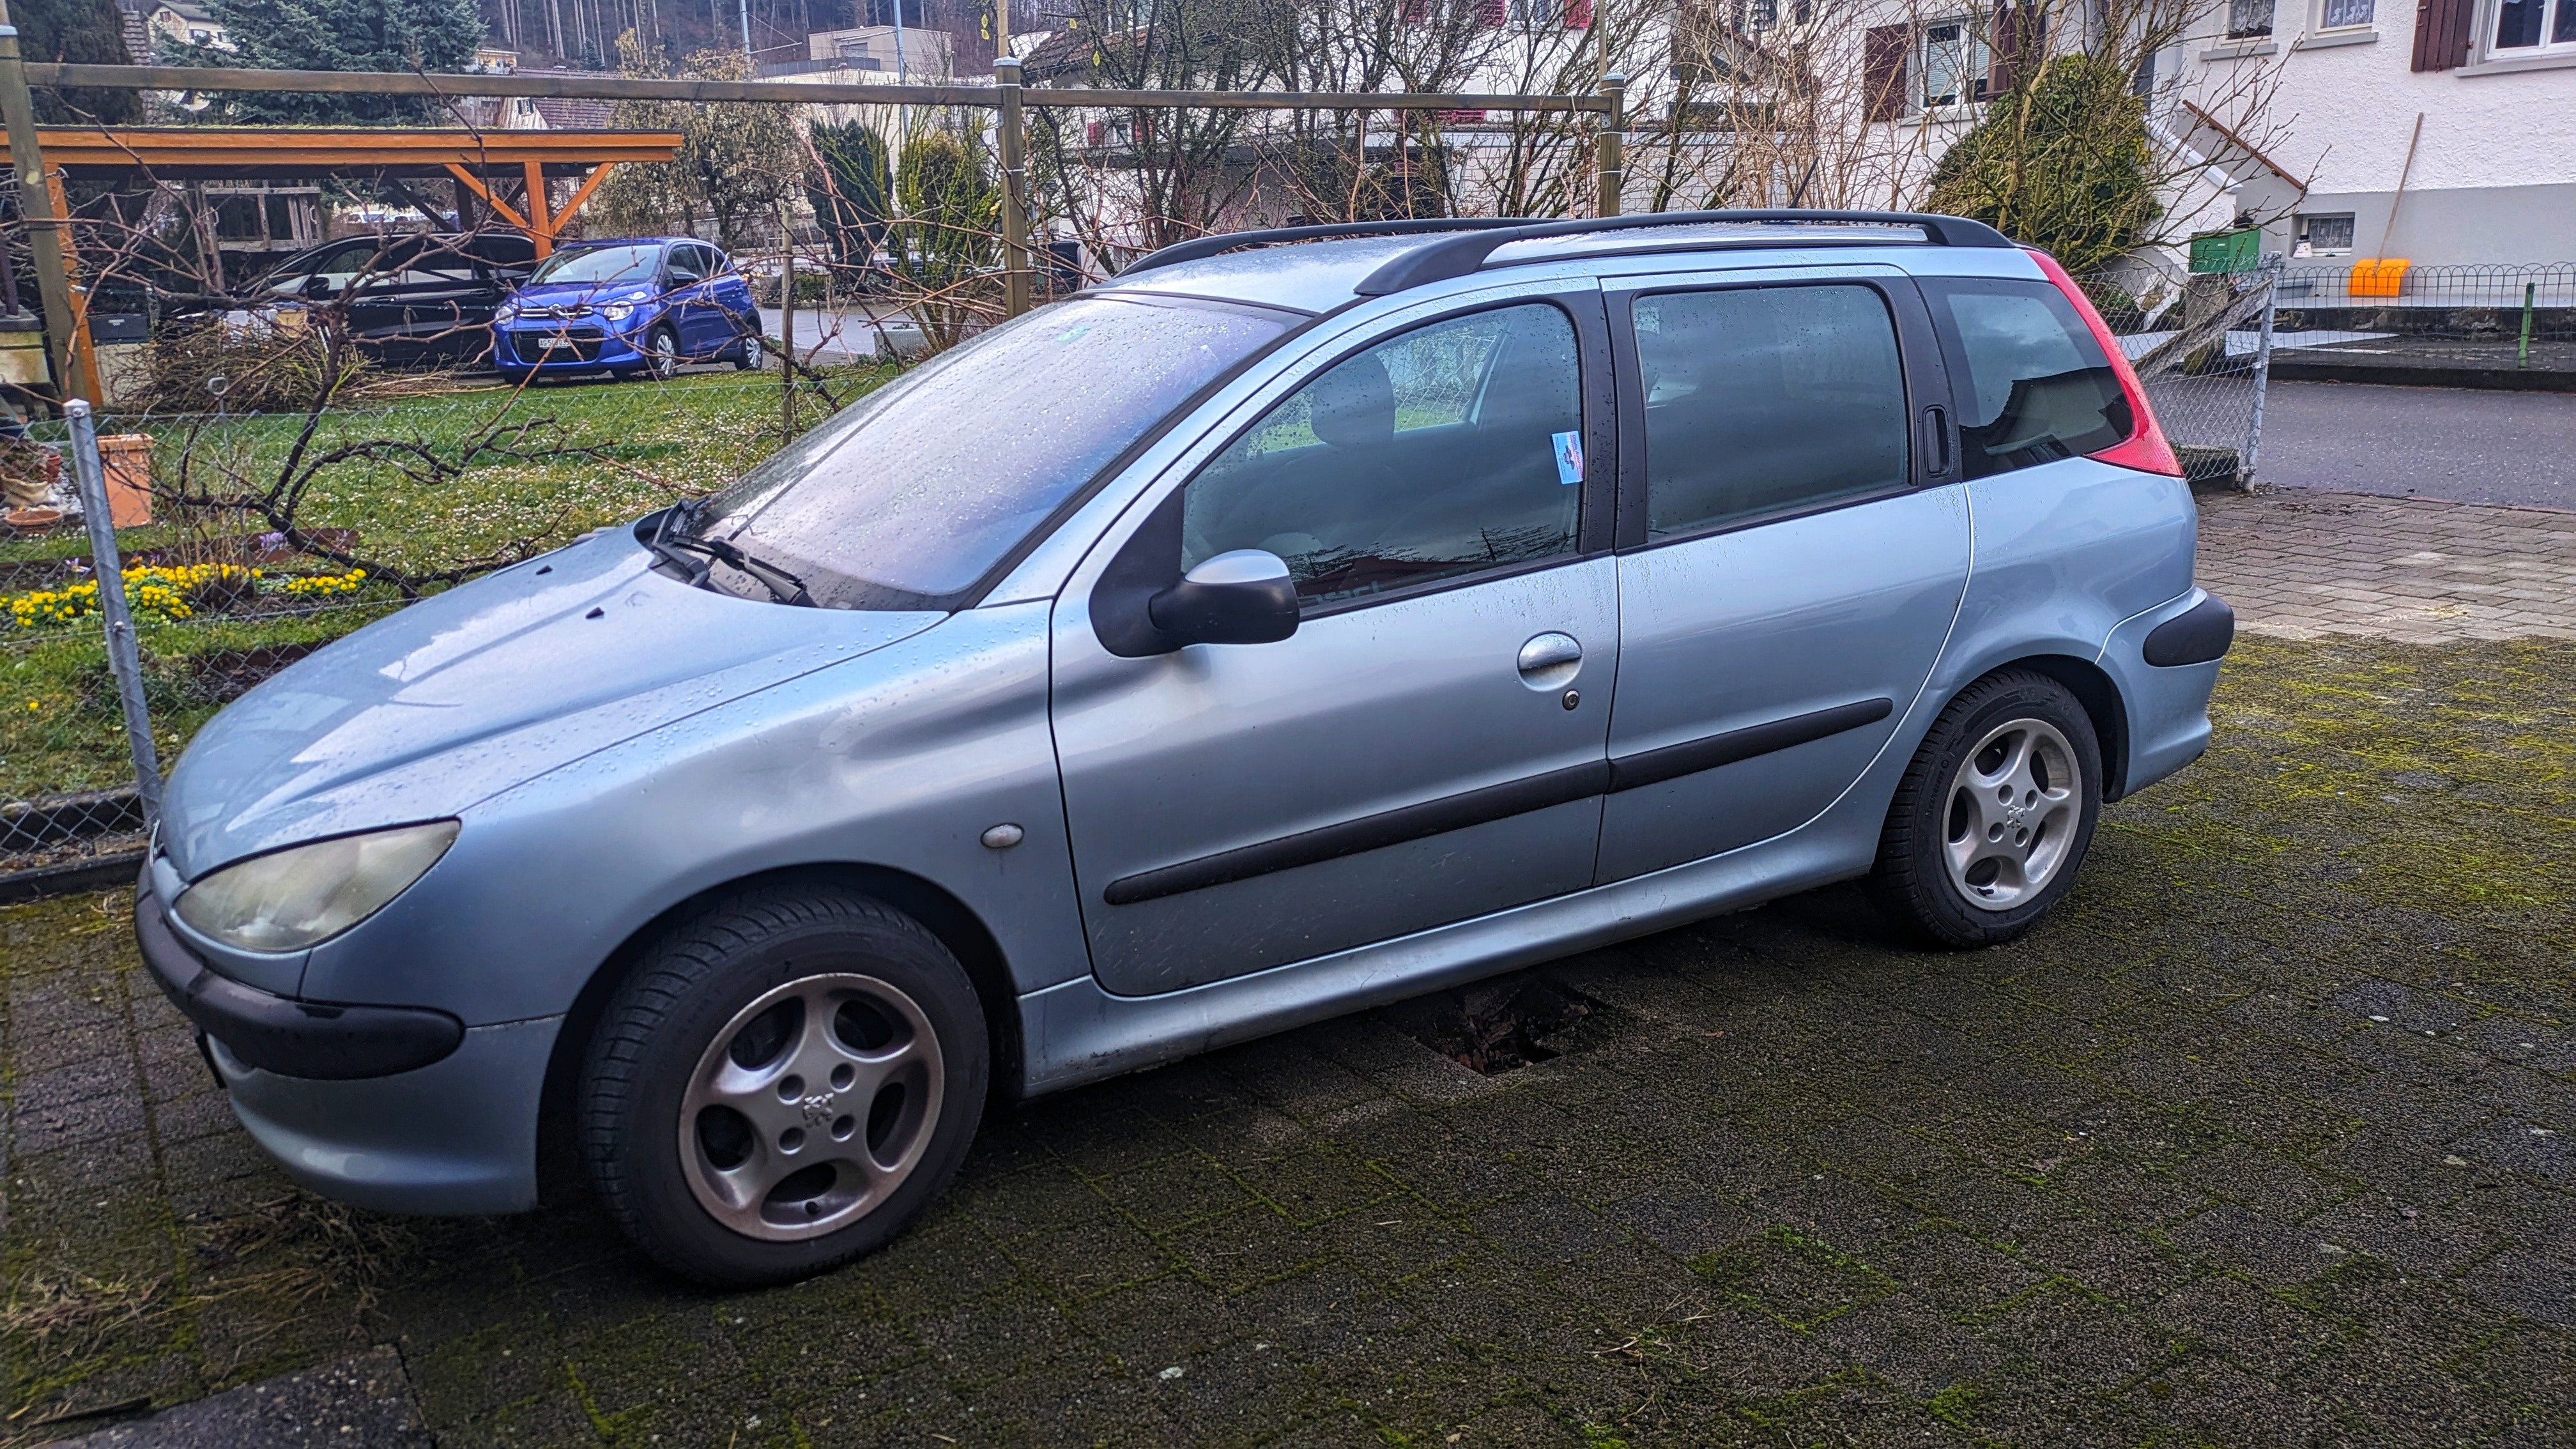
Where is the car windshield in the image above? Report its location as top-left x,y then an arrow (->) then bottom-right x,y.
529,243 -> 662,285
682,293 -> 1292,610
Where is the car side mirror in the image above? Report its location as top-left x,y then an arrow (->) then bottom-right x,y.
302,275 -> 334,300
1146,550 -> 1300,647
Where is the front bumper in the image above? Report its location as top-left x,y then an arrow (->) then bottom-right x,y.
135,876 -> 556,1215
492,324 -> 646,372
136,879 -> 464,1079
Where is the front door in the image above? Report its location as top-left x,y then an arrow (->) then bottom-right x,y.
1597,272 -> 1972,882
1052,293 -> 1623,995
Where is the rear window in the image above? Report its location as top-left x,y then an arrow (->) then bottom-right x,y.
684,293 -> 1291,610
1927,279 -> 2131,479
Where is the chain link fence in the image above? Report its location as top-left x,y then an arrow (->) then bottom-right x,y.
2078,260 -> 2281,489
0,367 -> 867,882
2276,262 -> 2575,342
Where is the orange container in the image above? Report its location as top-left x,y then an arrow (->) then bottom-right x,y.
2349,257 -> 2409,298
96,433 -> 153,528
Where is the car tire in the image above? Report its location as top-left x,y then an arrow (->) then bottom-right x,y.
638,325 -> 680,382
733,332 -> 765,371
578,884 -> 988,1287
1870,669 -> 2102,950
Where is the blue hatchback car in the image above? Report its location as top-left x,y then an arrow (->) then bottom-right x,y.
492,236 -> 765,381
141,211 -> 2232,1286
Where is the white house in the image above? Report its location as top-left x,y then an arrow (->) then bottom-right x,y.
2177,0 -> 2576,265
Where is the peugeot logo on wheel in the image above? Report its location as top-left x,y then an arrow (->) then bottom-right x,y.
800,1093 -> 836,1128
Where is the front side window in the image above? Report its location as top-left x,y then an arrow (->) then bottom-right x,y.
684,294 -> 1290,609
2494,0 -> 2576,48
1929,280 -> 2131,479
1635,285 -> 1910,540
1183,303 -> 1584,608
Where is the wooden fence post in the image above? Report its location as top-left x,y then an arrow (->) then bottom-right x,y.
995,56 -> 1030,318
1595,73 -> 1625,219
0,1 -> 86,401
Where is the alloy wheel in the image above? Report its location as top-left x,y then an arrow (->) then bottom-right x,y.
677,973 -> 944,1241
1942,716 -> 2080,911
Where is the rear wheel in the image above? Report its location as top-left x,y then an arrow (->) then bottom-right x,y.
1871,670 -> 2102,949
733,332 -> 767,371
579,884 -> 987,1286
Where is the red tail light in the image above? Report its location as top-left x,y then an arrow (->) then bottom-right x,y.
2027,247 -> 2184,479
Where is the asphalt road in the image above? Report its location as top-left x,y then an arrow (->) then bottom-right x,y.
2257,380 -> 2576,510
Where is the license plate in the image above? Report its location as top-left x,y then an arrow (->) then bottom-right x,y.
540,337 -> 574,352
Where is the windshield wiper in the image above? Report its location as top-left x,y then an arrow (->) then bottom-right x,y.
645,503 -> 816,607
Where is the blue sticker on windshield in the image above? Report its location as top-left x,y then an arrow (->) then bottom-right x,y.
1552,430 -> 1584,486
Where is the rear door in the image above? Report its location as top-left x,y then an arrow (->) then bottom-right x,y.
1052,288 -> 1623,995
1597,268 -> 1971,882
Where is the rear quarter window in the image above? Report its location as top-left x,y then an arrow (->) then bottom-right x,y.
1924,279 -> 2132,480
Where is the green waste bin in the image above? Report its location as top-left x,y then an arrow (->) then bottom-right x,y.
2188,227 -> 2262,274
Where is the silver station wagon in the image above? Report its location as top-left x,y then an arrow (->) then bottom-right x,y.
138,210 -> 2234,1285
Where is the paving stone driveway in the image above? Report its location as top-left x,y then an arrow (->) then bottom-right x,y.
2199,489 -> 2576,643
1,492 -> 2570,1446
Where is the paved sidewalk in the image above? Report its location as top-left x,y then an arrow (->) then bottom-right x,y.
2197,487 -> 2576,643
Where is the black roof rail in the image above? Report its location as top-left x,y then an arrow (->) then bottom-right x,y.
1115,217 -> 1529,279
1353,208 -> 2016,296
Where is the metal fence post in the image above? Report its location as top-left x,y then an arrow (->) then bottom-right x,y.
1595,74 -> 1625,219
2239,256 -> 2281,491
994,56 -> 1031,318
64,400 -> 162,827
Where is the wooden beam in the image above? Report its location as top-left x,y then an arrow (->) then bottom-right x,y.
441,164 -> 530,231
42,169 -> 102,405
34,125 -> 682,174
22,61 -> 1612,114
523,160 -> 551,257
2179,100 -> 2308,197
552,161 -> 618,238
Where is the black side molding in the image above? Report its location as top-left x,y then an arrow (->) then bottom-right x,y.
1103,760 -> 1610,905
135,880 -> 464,1081
1103,695 -> 1897,906
2143,594 -> 2234,667
1607,698 -> 1894,793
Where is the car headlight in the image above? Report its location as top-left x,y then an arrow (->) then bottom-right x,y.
600,302 -> 635,323
493,302 -> 518,324
174,820 -> 459,953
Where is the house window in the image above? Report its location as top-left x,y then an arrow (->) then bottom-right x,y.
2226,0 -> 2274,37
2493,0 -> 2576,49
1745,0 -> 1777,27
1922,21 -> 1990,106
2318,0 -> 2373,27
2294,213 -> 2356,256
1510,0 -> 1554,27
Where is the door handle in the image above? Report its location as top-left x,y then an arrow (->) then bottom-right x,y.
1517,632 -> 1583,691
1922,404 -> 1952,476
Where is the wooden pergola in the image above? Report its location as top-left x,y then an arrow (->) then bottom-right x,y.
30,126 -> 680,399
38,126 -> 681,257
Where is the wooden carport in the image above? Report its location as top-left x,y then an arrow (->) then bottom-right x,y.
32,127 -> 680,398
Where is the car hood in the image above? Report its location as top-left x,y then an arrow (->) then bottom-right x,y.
507,280 -> 659,308
162,528 -> 942,879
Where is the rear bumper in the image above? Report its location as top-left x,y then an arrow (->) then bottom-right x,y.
2103,588 -> 2230,797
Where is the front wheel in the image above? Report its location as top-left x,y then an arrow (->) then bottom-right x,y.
1871,670 -> 2103,949
579,885 -> 988,1286
637,325 -> 680,382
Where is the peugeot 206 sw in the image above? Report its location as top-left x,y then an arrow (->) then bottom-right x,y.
139,210 -> 2235,1285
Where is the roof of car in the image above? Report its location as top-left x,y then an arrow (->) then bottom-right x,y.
1096,214 -> 2036,316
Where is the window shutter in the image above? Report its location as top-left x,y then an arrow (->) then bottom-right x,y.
1476,0 -> 1505,25
2410,0 -> 2473,69
1864,24 -> 1911,121
1564,0 -> 1591,26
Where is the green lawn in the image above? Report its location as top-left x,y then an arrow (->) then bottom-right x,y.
0,366 -> 893,806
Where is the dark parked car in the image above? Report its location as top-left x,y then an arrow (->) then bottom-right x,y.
251,233 -> 539,368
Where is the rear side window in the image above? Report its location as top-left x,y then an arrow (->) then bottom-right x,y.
1183,302 -> 1583,607
1632,284 -> 1910,540
1929,280 -> 2132,479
